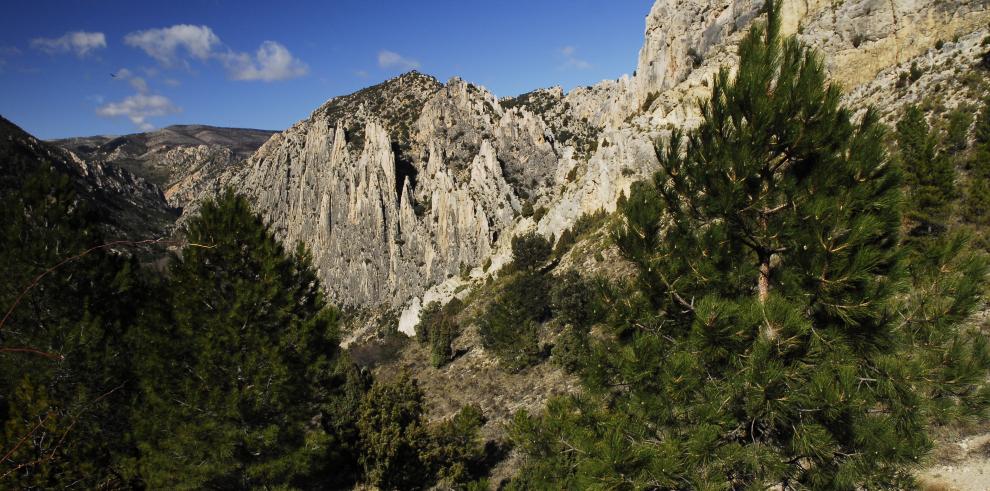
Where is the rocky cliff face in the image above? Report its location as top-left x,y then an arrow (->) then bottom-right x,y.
201,73 -> 562,307
182,0 -> 990,316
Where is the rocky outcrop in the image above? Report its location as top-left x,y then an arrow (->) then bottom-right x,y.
186,73 -> 581,307
1,116 -> 177,240
53,125 -> 274,209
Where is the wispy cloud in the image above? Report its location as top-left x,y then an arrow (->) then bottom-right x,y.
560,45 -> 592,70
124,25 -> 219,66
378,50 -> 420,70
220,41 -> 308,81
100,68 -> 178,130
97,94 -> 180,131
124,24 -> 307,81
31,31 -> 106,57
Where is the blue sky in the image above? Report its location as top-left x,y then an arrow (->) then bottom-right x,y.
0,1 -> 653,139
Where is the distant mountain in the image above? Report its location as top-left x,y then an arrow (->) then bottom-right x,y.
0,116 -> 177,240
52,125 -> 274,208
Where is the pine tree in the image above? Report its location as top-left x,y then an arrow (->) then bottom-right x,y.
964,99 -> 990,229
511,2 -> 990,488
415,300 -> 463,368
129,190 -> 353,489
510,232 -> 552,271
896,105 -> 956,235
357,373 -> 486,489
1,164 -> 146,488
945,107 -> 972,155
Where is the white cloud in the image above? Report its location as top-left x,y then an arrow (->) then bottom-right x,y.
164,78 -> 181,87
31,31 -> 106,57
124,24 -> 307,82
560,45 -> 592,70
97,93 -> 180,131
354,69 -> 369,78
378,50 -> 420,70
221,41 -> 308,81
124,24 -> 220,66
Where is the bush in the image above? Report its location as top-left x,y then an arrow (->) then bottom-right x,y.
418,404 -> 487,486
479,272 -> 550,371
551,326 -> 591,374
357,373 -> 429,488
520,200 -> 534,218
357,374 -> 487,488
415,299 -> 464,368
480,311 -> 542,372
554,228 -> 576,257
550,270 -> 601,329
533,206 -> 548,223
946,108 -> 973,154
511,232 -> 552,271
910,61 -> 924,82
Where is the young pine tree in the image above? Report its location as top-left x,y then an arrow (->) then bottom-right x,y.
129,191 -> 355,489
479,233 -> 552,371
964,99 -> 990,229
510,2 -> 990,488
896,105 -> 957,235
357,373 -> 487,489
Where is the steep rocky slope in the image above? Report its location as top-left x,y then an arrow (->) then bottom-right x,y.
54,125 -> 274,209
1,116 -> 177,239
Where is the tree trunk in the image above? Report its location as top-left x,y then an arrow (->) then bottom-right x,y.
758,256 -> 770,304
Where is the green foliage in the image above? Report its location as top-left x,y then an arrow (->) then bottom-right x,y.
510,231 -> 552,271
357,374 -> 486,489
479,267 -> 550,371
910,60 -> 924,82
896,105 -> 957,233
945,107 -> 973,154
0,164 -> 146,488
511,2 -> 990,487
550,270 -> 601,329
520,200 -> 534,218
0,174 -> 492,488
965,100 -> 990,228
130,190 -> 350,489
554,209 -> 611,258
479,271 -> 549,371
550,326 -> 592,374
419,404 -> 487,487
416,300 -> 463,368
358,373 -> 430,488
554,228 -> 577,257
964,178 -> 990,227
